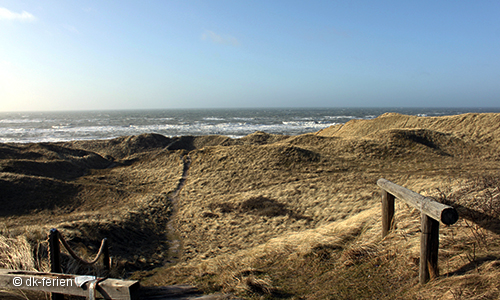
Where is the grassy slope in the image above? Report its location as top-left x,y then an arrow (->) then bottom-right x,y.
1,114 -> 500,299
142,113 -> 500,299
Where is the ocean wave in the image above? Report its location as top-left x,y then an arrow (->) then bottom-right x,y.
232,117 -> 255,121
203,117 -> 225,121
0,121 -> 339,143
324,115 -> 359,120
52,125 -> 74,129
0,118 -> 45,124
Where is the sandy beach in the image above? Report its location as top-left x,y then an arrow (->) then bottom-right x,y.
1,112 -> 500,299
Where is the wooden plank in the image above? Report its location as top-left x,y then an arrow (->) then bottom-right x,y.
381,190 -> 395,238
0,269 -> 140,300
420,213 -> 440,284
377,178 -> 458,225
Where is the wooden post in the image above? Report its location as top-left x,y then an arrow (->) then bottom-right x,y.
381,190 -> 395,238
419,213 -> 440,284
49,229 -> 61,274
102,238 -> 110,275
48,229 -> 64,300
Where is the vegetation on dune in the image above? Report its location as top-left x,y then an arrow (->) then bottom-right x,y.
1,113 -> 500,299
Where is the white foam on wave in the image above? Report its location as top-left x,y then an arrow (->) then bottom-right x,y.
2,120 -> 340,143
324,115 -> 358,120
52,125 -> 73,129
203,117 -> 225,121
0,118 -> 45,124
232,117 -> 255,121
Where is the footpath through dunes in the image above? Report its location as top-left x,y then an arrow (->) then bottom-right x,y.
0,132 -> 293,274
1,113 -> 500,299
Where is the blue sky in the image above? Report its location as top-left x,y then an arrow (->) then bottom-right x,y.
1,1 -> 499,111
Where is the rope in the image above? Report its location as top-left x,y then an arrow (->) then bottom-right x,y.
49,229 -> 110,299
56,230 -> 108,266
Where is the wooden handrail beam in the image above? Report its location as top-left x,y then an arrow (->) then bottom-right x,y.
377,178 -> 458,225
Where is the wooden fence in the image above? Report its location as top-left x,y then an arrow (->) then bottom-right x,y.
48,228 -> 112,300
0,229 -> 210,300
0,228 -> 138,300
377,178 -> 459,284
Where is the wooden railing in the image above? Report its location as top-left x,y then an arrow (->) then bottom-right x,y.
1,229 -> 205,299
377,178 -> 459,284
48,228 -> 111,300
48,228 -> 110,276
0,229 -> 138,300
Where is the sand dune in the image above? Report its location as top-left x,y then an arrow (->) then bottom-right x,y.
1,113 -> 499,299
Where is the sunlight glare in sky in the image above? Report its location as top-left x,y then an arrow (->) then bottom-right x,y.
1,1 -> 499,111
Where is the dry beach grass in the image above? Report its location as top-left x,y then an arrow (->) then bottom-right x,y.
1,113 -> 500,299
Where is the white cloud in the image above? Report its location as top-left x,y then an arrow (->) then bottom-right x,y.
202,30 -> 239,46
0,7 -> 36,21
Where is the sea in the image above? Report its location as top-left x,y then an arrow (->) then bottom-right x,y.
1,107 -> 499,144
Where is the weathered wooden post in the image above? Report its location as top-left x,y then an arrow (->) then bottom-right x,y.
381,190 -> 395,238
420,213 -> 440,282
377,178 -> 458,284
49,229 -> 61,273
48,228 -> 64,300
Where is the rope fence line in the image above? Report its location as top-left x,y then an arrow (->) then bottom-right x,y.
48,228 -> 110,300
57,231 -> 109,267
1,229 -> 138,299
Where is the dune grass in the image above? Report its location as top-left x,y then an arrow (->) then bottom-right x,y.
1,113 -> 500,299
